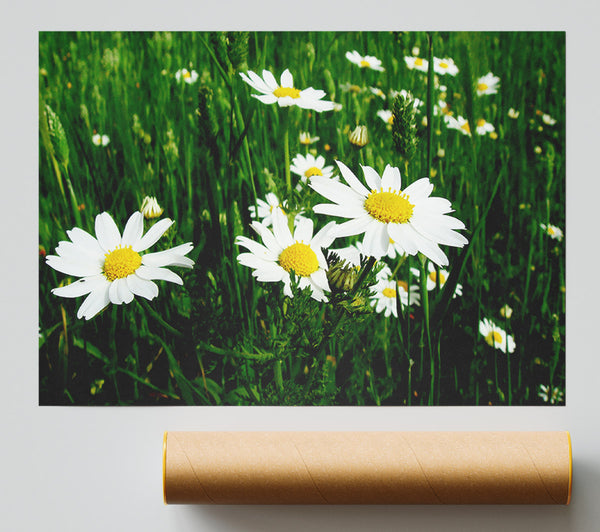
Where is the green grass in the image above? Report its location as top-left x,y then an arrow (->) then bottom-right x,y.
39,31 -> 565,406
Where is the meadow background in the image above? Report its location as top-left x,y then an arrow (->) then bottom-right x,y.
38,31 -> 565,406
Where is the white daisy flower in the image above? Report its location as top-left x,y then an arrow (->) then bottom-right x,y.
46,212 -> 195,320
236,210 -> 336,302
345,50 -> 385,72
240,69 -> 335,112
475,118 -> 495,136
370,274 -> 420,318
479,318 -> 516,354
500,304 -> 513,319
444,115 -> 471,136
434,99 -> 452,117
538,384 -> 564,404
299,132 -> 320,145
290,153 -> 335,188
377,109 -> 394,126
175,68 -> 199,84
140,196 -> 164,219
433,57 -> 459,76
540,223 -> 564,241
92,134 -> 110,147
369,87 -> 386,100
248,192 -> 287,227
508,108 -> 520,119
542,113 -> 557,125
340,82 -> 365,94
404,56 -> 429,73
476,72 -> 500,96
310,161 -> 468,266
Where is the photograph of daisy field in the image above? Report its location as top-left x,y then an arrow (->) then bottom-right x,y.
39,31 -> 565,406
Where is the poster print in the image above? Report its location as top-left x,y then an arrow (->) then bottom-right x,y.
39,31 -> 565,406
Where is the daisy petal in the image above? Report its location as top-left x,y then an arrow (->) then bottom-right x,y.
127,275 -> 159,301
121,211 -> 144,247
254,94 -> 278,105
293,216 -> 314,243
77,286 -> 111,320
52,274 -> 109,298
109,278 -> 126,304
272,210 -> 294,248
381,165 -> 402,191
403,178 -> 433,202
280,69 -> 293,87
334,215 -> 373,238
310,269 -> 330,292
312,221 -> 338,249
141,243 -> 195,268
95,212 -> 122,252
136,264 -> 184,285
310,176 -> 365,206
46,255 -> 103,277
262,69 -> 278,90
361,219 -> 389,258
234,236 -> 277,261
133,218 -> 174,252
361,165 -> 382,190
313,202 -> 365,219
251,222 -> 283,254
336,161 -> 370,197
66,227 -> 105,259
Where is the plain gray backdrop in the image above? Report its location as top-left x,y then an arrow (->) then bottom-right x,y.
2,1 -> 599,530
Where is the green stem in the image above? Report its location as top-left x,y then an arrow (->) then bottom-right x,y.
507,351 -> 512,405
109,306 -> 121,403
137,299 -> 183,337
418,255 -> 433,405
426,32 -> 435,177
282,108 -> 292,197
273,359 -> 284,391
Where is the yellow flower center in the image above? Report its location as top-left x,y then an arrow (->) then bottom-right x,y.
360,60 -> 371,68
103,245 -> 142,281
415,58 -> 423,66
461,121 -> 471,134
428,271 -> 447,284
278,242 -> 319,277
485,331 -> 504,347
183,70 -> 191,79
547,227 -> 556,235
304,166 -> 323,178
440,61 -> 449,69
387,115 -> 394,124
382,287 -> 396,298
397,280 -> 408,292
477,119 -> 486,128
364,190 -> 415,224
477,82 -> 488,92
273,86 -> 301,99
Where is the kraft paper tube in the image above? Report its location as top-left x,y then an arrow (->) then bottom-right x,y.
163,431 -> 572,505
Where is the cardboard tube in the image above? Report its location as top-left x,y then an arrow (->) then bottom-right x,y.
163,431 -> 572,505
